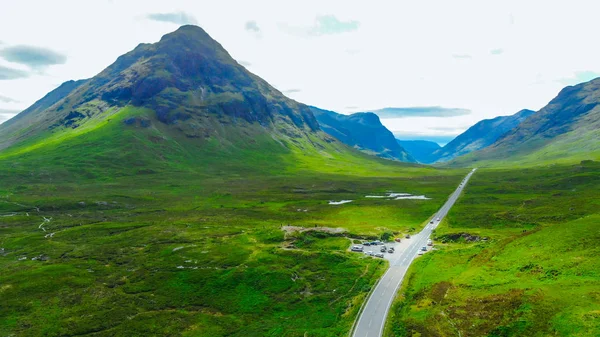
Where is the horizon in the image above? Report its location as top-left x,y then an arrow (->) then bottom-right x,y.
1,1 -> 600,143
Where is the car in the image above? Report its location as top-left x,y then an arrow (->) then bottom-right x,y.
370,241 -> 378,245
388,248 -> 394,253
394,238 -> 401,242
436,217 -> 441,221
405,234 -> 411,239
363,242 -> 371,246
420,246 -> 427,251
375,253 -> 384,258
418,250 -> 424,255
380,247 -> 386,253
351,245 -> 364,252
365,251 -> 374,256
429,220 -> 434,224
427,239 -> 433,246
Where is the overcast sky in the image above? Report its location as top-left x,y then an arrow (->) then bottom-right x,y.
1,0 -> 599,144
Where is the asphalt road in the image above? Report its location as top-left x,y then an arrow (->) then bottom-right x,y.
351,168 -> 477,337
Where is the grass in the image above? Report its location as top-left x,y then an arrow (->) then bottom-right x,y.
0,105 -> 466,336
385,161 -> 600,337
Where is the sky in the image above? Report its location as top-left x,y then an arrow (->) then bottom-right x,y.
1,0 -> 600,144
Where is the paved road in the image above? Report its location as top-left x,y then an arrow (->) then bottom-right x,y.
351,168 -> 477,337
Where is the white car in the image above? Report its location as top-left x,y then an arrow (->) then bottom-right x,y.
365,251 -> 374,256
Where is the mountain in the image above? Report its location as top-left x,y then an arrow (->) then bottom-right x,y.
310,106 -> 415,162
453,78 -> 600,166
397,140 -> 441,164
0,25 -> 400,178
432,109 -> 535,163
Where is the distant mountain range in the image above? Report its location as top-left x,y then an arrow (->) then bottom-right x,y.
430,109 -> 535,163
310,106 -> 415,162
396,140 -> 440,163
454,77 -> 600,166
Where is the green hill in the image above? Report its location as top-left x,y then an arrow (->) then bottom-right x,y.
453,78 -> 600,167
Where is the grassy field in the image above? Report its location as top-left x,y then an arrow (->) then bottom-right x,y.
0,106 -> 467,336
385,161 -> 600,337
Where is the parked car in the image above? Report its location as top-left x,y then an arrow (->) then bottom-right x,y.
380,247 -> 386,253
365,251 -> 374,256
420,246 -> 427,251
351,245 -> 364,252
427,239 -> 433,246
388,248 -> 394,253
405,234 -> 411,239
418,250 -> 424,255
363,242 -> 371,246
394,238 -> 401,242
375,253 -> 384,258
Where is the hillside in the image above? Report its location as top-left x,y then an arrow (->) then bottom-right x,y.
0,25 -> 468,337
432,109 -> 535,163
311,106 -> 415,162
397,140 -> 441,164
0,25 -> 331,171
454,78 -> 600,166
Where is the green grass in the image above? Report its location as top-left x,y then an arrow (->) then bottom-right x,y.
385,161 -> 600,337
0,106 -> 466,336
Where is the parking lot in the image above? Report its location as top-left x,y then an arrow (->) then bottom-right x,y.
350,233 -> 433,264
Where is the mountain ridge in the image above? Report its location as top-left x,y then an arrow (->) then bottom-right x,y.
397,140 -> 441,163
310,106 -> 415,162
452,77 -> 600,166
431,109 -> 535,163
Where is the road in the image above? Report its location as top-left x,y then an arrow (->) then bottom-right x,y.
351,168 -> 477,337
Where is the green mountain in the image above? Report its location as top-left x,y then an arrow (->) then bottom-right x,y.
432,109 -> 535,163
310,106 -> 415,162
455,78 -> 600,166
397,139 -> 441,164
0,25 -> 391,177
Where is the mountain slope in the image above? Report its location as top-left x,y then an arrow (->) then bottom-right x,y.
454,78 -> 600,166
0,25 -> 426,182
397,140 -> 441,164
310,106 -> 415,162
432,109 -> 535,163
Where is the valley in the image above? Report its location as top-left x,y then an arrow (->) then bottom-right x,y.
0,14 -> 599,337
